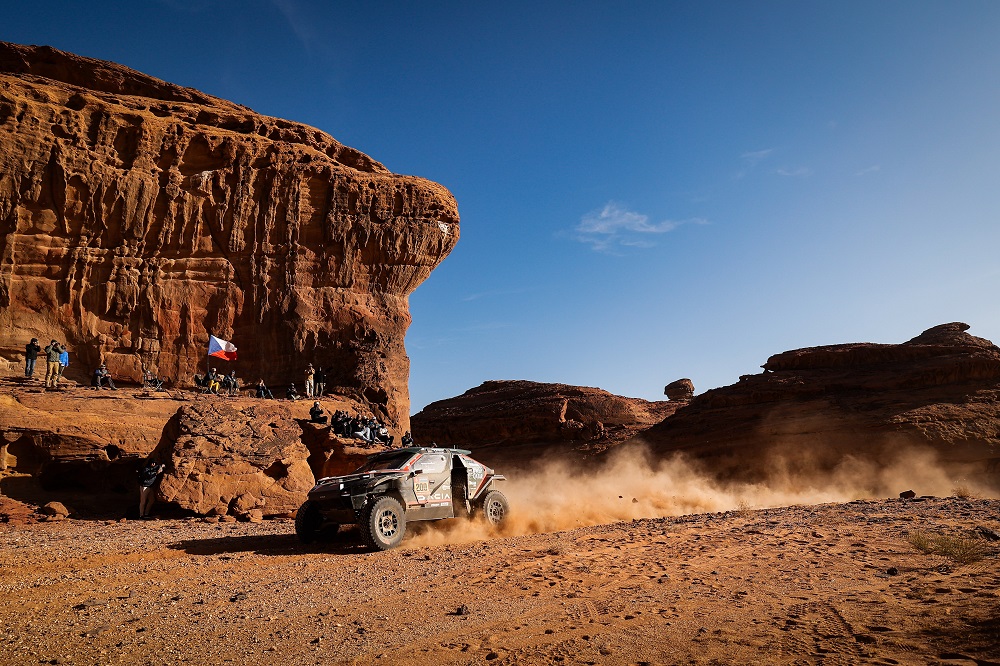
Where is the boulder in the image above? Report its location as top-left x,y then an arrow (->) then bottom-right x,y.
40,501 -> 70,518
0,41 -> 459,431
154,401 -> 315,517
664,378 -> 694,402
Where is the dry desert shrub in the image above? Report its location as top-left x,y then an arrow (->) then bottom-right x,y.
950,484 -> 976,499
907,530 -> 996,565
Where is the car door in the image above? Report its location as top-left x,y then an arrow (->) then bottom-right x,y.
411,452 -> 452,518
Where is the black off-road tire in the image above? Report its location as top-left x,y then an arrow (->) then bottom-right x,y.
295,500 -> 321,544
479,489 -> 509,526
361,496 -> 407,551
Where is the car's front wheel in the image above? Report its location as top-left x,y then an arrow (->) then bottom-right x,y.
361,496 -> 407,551
479,489 -> 509,526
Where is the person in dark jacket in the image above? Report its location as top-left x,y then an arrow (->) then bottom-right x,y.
138,459 -> 166,518
309,401 -> 328,424
314,366 -> 326,397
255,378 -> 273,399
92,364 -> 117,390
24,338 -> 41,378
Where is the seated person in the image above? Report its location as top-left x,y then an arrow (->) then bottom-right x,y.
92,364 -> 117,390
309,401 -> 328,424
226,371 -> 240,396
205,368 -> 221,394
255,379 -> 273,399
286,383 -> 300,401
401,431 -> 414,447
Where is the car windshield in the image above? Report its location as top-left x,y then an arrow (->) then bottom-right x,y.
353,451 -> 417,473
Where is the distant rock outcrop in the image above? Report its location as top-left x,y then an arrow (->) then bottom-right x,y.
0,42 -> 458,430
636,323 -> 1000,484
410,380 -> 678,467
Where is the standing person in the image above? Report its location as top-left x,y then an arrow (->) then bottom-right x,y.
57,344 -> 69,382
43,340 -> 61,389
314,366 -> 326,397
24,338 -> 41,378
138,459 -> 166,519
304,363 -> 315,398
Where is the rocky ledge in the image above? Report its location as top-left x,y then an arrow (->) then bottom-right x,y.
634,323 -> 1000,487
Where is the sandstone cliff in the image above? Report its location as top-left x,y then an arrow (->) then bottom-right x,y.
634,323 -> 1000,486
410,380 -> 678,467
0,42 -> 459,430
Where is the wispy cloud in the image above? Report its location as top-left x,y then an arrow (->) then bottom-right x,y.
573,202 -> 707,253
775,166 -> 812,177
855,165 -> 881,176
735,148 -> 774,179
741,148 -> 774,166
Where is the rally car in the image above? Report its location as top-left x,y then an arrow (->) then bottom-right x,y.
295,447 -> 509,550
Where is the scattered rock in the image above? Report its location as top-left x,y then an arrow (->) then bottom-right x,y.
899,490 -> 917,500
40,502 -> 70,518
974,526 -> 1000,541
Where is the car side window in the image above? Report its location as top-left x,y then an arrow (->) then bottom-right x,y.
418,454 -> 448,475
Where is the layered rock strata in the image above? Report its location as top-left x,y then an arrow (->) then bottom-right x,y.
636,323 -> 1000,486
411,380 -> 677,467
0,42 -> 459,430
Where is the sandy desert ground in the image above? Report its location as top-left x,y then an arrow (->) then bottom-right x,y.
1,496 -> 998,666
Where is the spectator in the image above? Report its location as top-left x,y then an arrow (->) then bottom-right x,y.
92,364 -> 117,390
205,368 -> 221,394
138,459 -> 166,519
304,364 -> 315,398
314,366 -> 326,397
286,383 -> 300,401
309,401 -> 328,424
44,340 -> 61,389
24,338 -> 41,378
255,379 -> 273,399
223,370 -> 240,396
57,344 -> 69,381
401,431 -> 414,447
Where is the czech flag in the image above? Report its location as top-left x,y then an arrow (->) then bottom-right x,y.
208,335 -> 237,361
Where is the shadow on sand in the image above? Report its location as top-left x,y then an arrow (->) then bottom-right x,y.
167,528 -> 370,557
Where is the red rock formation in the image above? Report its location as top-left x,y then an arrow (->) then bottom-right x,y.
635,323 -> 1000,485
410,380 -> 678,467
153,401 -> 390,518
0,42 -> 459,431
664,378 -> 694,402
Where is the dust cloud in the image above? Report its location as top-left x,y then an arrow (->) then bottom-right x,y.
403,442 -> 995,548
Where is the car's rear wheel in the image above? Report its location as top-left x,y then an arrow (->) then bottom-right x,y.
362,496 -> 407,551
480,489 -> 509,526
295,500 -> 321,544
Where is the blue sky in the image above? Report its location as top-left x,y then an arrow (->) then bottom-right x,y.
5,1 -> 1000,412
